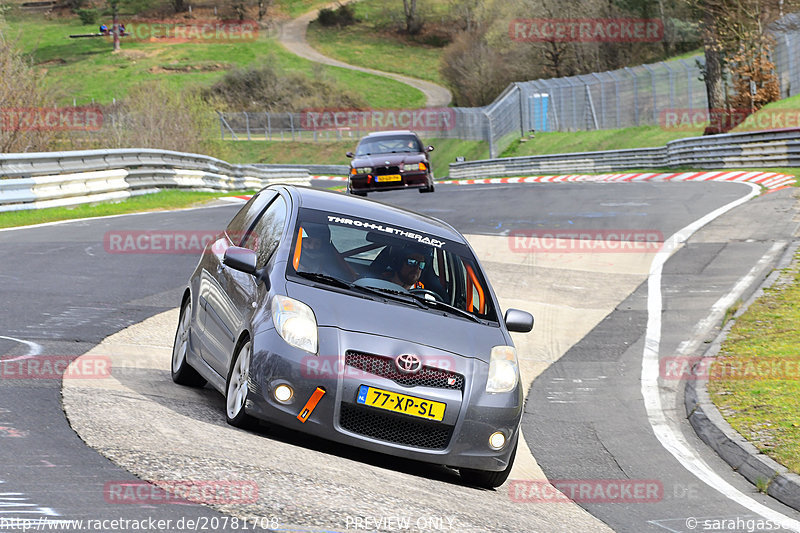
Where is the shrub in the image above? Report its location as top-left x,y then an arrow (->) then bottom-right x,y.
76,8 -> 98,25
104,82 -> 216,154
0,30 -> 58,153
316,4 -> 357,27
204,61 -> 367,112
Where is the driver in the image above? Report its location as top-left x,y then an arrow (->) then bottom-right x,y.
386,248 -> 426,290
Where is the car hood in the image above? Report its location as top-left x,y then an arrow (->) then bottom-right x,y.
351,153 -> 426,168
285,282 -> 505,363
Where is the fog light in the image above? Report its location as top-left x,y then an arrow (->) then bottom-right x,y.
274,384 -> 293,403
489,432 -> 506,450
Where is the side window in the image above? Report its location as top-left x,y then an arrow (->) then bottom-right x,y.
225,190 -> 277,245
243,196 -> 288,268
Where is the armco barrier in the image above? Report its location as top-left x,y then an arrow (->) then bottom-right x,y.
253,163 -> 350,176
449,128 -> 800,179
0,148 -> 309,212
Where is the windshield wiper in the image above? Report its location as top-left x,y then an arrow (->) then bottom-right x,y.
407,295 -> 481,322
296,272 -> 426,308
295,271 -> 351,289
348,284 -> 427,308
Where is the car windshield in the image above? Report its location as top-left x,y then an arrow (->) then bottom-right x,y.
287,208 -> 497,322
355,135 -> 422,156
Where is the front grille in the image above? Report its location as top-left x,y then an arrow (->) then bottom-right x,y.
374,166 -> 400,175
339,403 -> 453,449
345,351 -> 464,391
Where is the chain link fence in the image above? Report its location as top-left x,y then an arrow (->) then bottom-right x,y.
218,20 -> 800,158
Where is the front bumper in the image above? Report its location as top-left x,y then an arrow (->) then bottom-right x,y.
246,327 -> 522,471
349,171 -> 430,193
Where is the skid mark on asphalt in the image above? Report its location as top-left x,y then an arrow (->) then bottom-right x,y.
0,480 -> 59,519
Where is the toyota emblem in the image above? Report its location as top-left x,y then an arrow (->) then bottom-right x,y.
395,354 -> 422,374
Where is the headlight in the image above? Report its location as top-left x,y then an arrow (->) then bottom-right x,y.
403,162 -> 426,171
271,295 -> 318,354
354,167 -> 372,174
486,345 -> 518,393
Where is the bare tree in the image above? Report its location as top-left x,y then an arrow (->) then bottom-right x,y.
402,0 -> 422,34
696,0 -> 790,133
0,31 -> 58,152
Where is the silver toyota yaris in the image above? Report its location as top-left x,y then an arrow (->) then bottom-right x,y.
171,184 -> 533,488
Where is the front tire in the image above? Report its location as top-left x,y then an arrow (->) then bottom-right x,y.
347,181 -> 367,197
171,299 -> 206,387
420,181 -> 435,193
226,339 -> 257,429
459,443 -> 517,489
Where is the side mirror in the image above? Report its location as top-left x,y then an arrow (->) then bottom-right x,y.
426,145 -> 434,152
504,308 -> 534,333
223,246 -> 257,275
346,151 -> 355,158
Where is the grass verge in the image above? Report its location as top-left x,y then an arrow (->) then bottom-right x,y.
0,189 -> 251,229
708,255 -> 800,474
500,126 -> 706,158
216,137 -> 490,175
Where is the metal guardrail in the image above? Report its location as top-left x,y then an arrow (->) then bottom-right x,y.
0,148 -> 310,212
252,163 -> 349,176
448,128 -> 800,179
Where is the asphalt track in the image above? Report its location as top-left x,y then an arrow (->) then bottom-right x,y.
1,180 -> 799,532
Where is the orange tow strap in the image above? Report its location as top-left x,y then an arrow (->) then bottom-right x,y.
297,387 -> 326,423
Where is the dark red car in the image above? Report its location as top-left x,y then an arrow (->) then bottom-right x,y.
346,130 -> 435,196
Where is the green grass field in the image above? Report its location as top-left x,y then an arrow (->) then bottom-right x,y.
4,13 -> 424,108
305,0 -> 449,86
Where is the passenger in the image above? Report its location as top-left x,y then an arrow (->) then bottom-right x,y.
297,224 -> 356,280
99,24 -> 108,35
386,248 -> 426,290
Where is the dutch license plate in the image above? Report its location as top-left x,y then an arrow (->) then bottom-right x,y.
376,174 -> 402,182
356,385 -> 445,421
